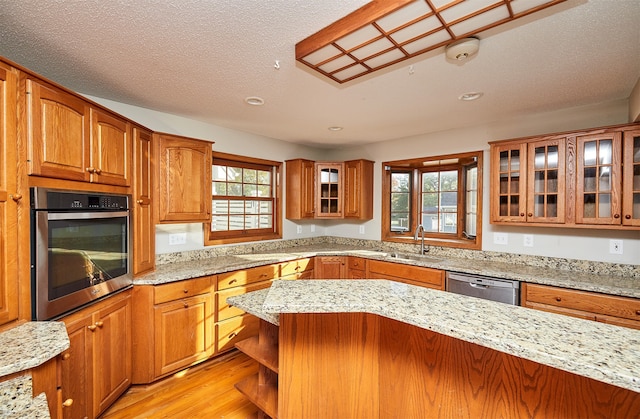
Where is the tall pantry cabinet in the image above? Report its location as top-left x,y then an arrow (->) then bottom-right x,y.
0,62 -> 19,326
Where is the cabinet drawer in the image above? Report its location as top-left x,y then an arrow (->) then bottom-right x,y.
368,260 -> 444,289
216,313 -> 260,353
154,276 -> 212,305
218,265 -> 279,290
280,258 -> 314,277
217,280 -> 273,321
348,257 -> 366,271
524,283 -> 640,322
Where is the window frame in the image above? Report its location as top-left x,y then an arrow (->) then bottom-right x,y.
382,151 -> 483,250
205,152 -> 282,246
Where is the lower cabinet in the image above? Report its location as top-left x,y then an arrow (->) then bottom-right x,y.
367,260 -> 445,290
522,283 -> 640,330
131,276 -> 214,384
59,289 -> 132,418
347,257 -> 367,279
314,256 -> 347,279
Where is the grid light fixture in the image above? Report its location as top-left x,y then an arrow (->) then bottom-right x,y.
295,0 -> 567,83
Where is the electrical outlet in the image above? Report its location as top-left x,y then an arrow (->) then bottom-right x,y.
523,234 -> 534,247
296,225 -> 302,234
609,239 -> 623,255
359,225 -> 365,234
168,233 -> 187,245
493,232 -> 508,245
310,225 -> 315,233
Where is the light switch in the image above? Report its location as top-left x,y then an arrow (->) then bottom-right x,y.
493,232 -> 508,245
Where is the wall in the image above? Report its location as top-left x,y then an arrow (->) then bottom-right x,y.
87,95 -> 639,265
630,77 -> 640,122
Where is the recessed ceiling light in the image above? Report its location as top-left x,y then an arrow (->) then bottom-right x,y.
245,96 -> 265,106
328,126 -> 343,131
458,92 -> 483,101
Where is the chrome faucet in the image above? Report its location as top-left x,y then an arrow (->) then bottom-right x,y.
414,224 -> 428,254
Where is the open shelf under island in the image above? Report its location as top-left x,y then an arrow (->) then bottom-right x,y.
229,280 -> 640,419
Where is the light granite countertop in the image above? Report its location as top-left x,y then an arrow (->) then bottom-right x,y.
136,244 -> 639,298
229,280 -> 640,393
0,321 -> 69,377
0,375 -> 50,419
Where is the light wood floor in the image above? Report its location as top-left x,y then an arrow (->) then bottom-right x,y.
101,350 -> 259,419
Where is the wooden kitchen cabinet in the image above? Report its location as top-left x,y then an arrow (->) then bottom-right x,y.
280,257 -> 314,280
0,62 -> 19,327
522,283 -> 640,330
131,276 -> 214,384
216,265 -> 277,354
490,122 -> 640,230
344,159 -> 374,219
132,126 -> 155,275
156,133 -> 212,223
490,136 -> 565,224
286,158 -> 373,220
347,257 -> 367,279
285,158 -> 315,219
367,260 -> 445,290
623,129 -> 640,226
314,256 -> 347,279
59,289 -> 132,418
26,79 -> 132,186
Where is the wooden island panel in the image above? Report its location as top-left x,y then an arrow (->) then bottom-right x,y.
278,312 -> 640,419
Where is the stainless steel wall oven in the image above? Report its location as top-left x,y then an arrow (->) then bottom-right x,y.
30,188 -> 132,320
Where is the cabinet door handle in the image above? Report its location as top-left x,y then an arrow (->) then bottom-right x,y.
626,215 -> 632,220
555,297 -> 562,302
88,325 -> 97,331
614,214 -> 620,219
10,194 -> 22,202
86,167 -> 96,174
527,213 -> 533,217
95,168 -> 102,174
635,310 -> 640,316
183,302 -> 189,308
62,399 -> 74,408
520,213 -> 525,217
95,321 -> 104,328
61,353 -> 71,361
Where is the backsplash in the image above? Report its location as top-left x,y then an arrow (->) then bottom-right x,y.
156,236 -> 640,279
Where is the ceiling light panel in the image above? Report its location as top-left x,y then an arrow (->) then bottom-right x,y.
296,0 -> 567,83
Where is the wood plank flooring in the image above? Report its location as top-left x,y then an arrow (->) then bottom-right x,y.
100,350 -> 259,419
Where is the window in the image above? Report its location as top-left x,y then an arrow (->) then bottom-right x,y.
205,152 -> 282,245
382,151 -> 483,250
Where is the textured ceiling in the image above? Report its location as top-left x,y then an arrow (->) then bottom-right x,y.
0,0 -> 638,147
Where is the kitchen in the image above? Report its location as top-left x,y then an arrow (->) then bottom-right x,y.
0,0 -> 639,418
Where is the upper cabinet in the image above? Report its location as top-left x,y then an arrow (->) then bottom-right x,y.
286,158 -> 373,220
490,123 -> 640,230
26,78 -> 132,186
155,133 -> 212,223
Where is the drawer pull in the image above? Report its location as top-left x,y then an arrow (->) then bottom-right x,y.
229,279 -> 238,285
183,302 -> 189,308
229,332 -> 237,339
183,289 -> 189,293
61,353 -> 71,361
87,325 -> 97,331
62,399 -> 74,408
555,297 -> 562,302
95,321 -> 104,328
636,310 -> 640,316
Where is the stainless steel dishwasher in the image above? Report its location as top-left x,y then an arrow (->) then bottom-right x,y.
446,272 -> 520,305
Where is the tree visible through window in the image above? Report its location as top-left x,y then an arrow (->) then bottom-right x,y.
205,153 -> 282,245
382,151 -> 483,250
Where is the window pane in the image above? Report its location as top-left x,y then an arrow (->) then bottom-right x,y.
212,200 -> 229,215
229,215 -> 244,230
244,169 -> 257,183
229,201 -> 244,214
245,215 -> 259,229
391,173 -> 410,192
212,165 -> 226,181
440,191 -> 457,211
422,193 -> 438,213
257,185 -> 271,197
260,201 -> 273,213
227,167 -> 242,182
213,182 -> 227,196
422,172 -> 438,192
228,183 -> 242,196
259,215 -> 272,228
244,184 -> 258,197
245,201 -> 259,214
391,192 -> 409,211
391,213 -> 410,231
211,216 -> 228,231
258,170 -> 271,184
440,171 -> 458,191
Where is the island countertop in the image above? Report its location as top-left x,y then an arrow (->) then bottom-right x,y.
229,279 -> 640,393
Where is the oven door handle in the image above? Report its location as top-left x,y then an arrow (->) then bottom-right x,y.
47,211 -> 129,220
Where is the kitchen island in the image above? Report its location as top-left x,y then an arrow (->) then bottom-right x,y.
229,280 -> 640,418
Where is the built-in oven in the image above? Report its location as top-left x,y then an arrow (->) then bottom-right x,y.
30,187 -> 132,320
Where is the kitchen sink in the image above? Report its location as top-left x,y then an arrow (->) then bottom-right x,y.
385,252 -> 443,264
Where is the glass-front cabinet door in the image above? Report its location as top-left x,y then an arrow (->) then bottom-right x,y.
491,143 -> 526,222
315,163 -> 343,218
623,130 -> 640,226
526,139 -> 565,223
576,132 -> 622,225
